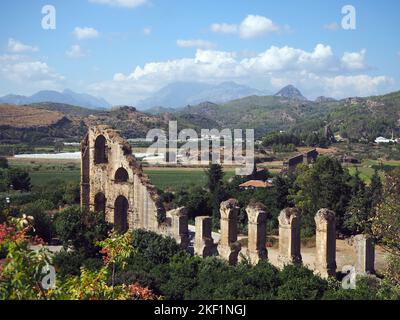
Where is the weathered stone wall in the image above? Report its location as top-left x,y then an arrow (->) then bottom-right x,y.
81,125 -> 188,246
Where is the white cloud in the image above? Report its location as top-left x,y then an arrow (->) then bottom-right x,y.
87,44 -> 393,104
176,39 -> 216,49
143,27 -> 152,35
66,45 -> 86,58
210,15 -> 280,38
242,44 -> 335,72
322,74 -> 391,97
210,23 -> 238,34
239,15 -> 279,39
341,49 -> 367,71
73,27 -> 99,40
7,38 -> 38,53
324,22 -> 340,31
88,0 -> 146,8
0,54 -> 64,91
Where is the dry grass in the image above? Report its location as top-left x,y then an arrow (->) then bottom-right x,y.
0,104 -> 64,128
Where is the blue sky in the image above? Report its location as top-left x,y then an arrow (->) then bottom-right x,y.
0,0 -> 399,104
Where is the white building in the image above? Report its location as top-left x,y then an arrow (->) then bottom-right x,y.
375,136 -> 396,144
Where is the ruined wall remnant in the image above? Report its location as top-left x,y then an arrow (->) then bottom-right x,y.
218,199 -> 241,265
314,208 -> 337,278
165,207 -> 189,249
353,234 -> 375,275
81,125 -> 188,247
278,208 -> 302,266
246,203 -> 268,264
194,216 -> 214,257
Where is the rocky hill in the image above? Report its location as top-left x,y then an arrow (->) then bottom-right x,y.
274,85 -> 307,101
0,103 -> 169,144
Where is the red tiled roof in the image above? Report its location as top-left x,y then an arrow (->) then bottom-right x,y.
239,180 -> 273,188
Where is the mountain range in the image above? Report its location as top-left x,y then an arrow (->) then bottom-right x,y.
0,89 -> 110,110
0,82 -> 313,111
1,83 -> 399,144
137,81 -> 267,109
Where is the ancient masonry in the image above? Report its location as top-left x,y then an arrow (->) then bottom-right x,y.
80,125 -> 188,246
246,203 -> 268,264
194,216 -> 214,258
353,234 -> 375,275
278,208 -> 302,266
314,209 -> 337,278
81,126 -> 376,278
217,199 -> 242,265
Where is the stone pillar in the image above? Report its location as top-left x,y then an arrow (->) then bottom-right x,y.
80,135 -> 90,212
278,208 -> 302,265
314,209 -> 337,278
354,234 -> 375,274
167,207 -> 189,249
246,203 -> 268,264
218,199 -> 241,265
194,216 -> 214,257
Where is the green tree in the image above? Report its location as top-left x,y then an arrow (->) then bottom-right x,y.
372,169 -> 400,285
205,164 -> 227,227
205,164 -> 224,192
53,206 -> 111,257
3,168 -> 31,192
289,156 -> 351,236
0,157 -> 8,169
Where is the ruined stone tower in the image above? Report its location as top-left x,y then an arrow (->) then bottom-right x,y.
80,125 -> 188,246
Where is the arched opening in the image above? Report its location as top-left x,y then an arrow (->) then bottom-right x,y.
94,135 -> 108,164
94,192 -> 106,214
114,195 -> 128,233
114,167 -> 129,183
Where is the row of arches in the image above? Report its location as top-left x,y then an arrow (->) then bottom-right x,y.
94,193 -> 128,234
93,135 -> 130,233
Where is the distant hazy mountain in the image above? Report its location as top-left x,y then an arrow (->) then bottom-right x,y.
137,81 -> 266,109
144,106 -> 177,115
0,89 -> 110,110
315,96 -> 337,103
274,85 -> 308,101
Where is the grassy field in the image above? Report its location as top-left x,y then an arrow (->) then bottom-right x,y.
8,158 -> 81,189
7,158 -> 237,191
9,155 -> 400,191
345,159 -> 400,183
144,168 -> 236,191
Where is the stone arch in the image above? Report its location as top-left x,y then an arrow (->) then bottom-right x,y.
94,135 -> 108,164
114,167 -> 129,183
94,192 -> 106,214
114,195 -> 129,233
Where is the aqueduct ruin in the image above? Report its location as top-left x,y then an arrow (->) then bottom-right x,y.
81,125 -> 376,278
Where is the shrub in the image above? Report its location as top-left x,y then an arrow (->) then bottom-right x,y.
277,264 -> 328,300
20,199 -> 54,242
52,251 -> 87,278
131,229 -> 182,265
53,206 -> 111,257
